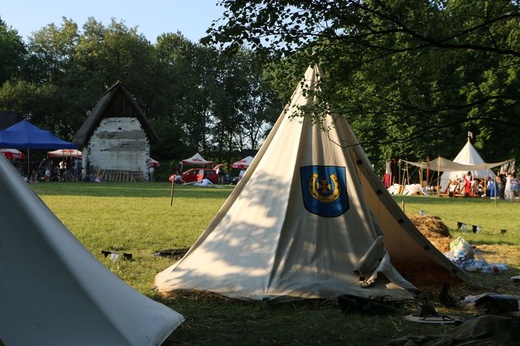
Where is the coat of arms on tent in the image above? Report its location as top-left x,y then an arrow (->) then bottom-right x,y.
300,165 -> 349,217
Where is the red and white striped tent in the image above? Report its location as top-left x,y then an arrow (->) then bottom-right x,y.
47,149 -> 83,158
230,156 -> 254,170
0,148 -> 25,160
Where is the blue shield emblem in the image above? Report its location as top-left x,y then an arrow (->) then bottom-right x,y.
300,165 -> 349,217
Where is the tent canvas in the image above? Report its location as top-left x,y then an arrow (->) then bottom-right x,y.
47,148 -> 83,158
0,154 -> 184,345
439,139 -> 504,190
0,120 -> 78,177
0,120 -> 77,149
0,148 -> 25,160
230,156 -> 254,169
156,65 -> 469,302
181,152 -> 213,166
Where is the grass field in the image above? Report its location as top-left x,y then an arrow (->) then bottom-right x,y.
30,182 -> 520,345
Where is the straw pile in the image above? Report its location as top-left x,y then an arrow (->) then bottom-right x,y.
408,214 -> 452,252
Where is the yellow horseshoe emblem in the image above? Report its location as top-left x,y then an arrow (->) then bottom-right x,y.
309,173 -> 340,203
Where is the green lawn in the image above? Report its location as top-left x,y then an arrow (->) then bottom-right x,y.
30,182 -> 520,345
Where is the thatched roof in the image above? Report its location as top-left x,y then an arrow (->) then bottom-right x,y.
73,81 -> 159,147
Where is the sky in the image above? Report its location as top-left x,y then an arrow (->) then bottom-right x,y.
1,0 -> 225,43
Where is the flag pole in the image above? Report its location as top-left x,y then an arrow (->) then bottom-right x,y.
169,174 -> 175,206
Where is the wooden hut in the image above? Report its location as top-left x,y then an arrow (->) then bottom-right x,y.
73,81 -> 158,182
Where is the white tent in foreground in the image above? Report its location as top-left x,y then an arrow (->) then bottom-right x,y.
0,155 -> 184,345
156,65 -> 470,302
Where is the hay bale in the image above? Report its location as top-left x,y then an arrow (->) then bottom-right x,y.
408,214 -> 452,252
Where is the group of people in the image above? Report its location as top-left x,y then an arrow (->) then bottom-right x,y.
444,170 -> 518,200
32,157 -> 82,183
492,170 -> 519,200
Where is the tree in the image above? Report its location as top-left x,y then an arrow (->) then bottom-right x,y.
205,0 -> 520,166
0,19 -> 26,86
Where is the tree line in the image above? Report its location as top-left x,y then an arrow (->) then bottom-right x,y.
207,0 -> 520,172
2,1 -> 520,176
0,16 -> 283,173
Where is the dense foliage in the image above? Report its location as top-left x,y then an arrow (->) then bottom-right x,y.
206,0 -> 520,167
0,17 -> 282,170
2,1 -> 520,172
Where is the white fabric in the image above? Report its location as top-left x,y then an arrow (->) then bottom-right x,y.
438,139 -> 505,190
47,149 -> 83,157
156,65 -> 470,302
0,155 -> 184,345
230,156 -> 254,169
182,152 -> 213,166
404,156 -> 506,173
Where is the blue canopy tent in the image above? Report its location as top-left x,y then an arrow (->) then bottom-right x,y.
0,120 -> 77,177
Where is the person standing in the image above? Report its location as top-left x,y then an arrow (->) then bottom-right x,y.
463,171 -> 473,196
146,159 -> 155,182
497,170 -> 506,199
505,172 -> 514,200
487,176 -> 497,199
58,159 -> 67,181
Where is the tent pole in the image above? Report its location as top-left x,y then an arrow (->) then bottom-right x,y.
27,149 -> 30,179
437,158 -> 440,194
170,176 -> 175,206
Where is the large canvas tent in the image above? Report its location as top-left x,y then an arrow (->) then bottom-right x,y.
438,138 -> 506,190
156,65 -> 469,302
0,154 -> 184,345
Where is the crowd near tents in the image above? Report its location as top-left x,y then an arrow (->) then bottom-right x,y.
0,120 -> 78,177
438,137 -> 507,191
394,136 -> 509,196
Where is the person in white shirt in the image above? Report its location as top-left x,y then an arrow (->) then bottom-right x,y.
199,178 -> 213,187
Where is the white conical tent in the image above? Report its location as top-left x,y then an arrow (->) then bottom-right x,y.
440,138 -> 502,190
0,155 -> 184,345
156,65 -> 469,302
